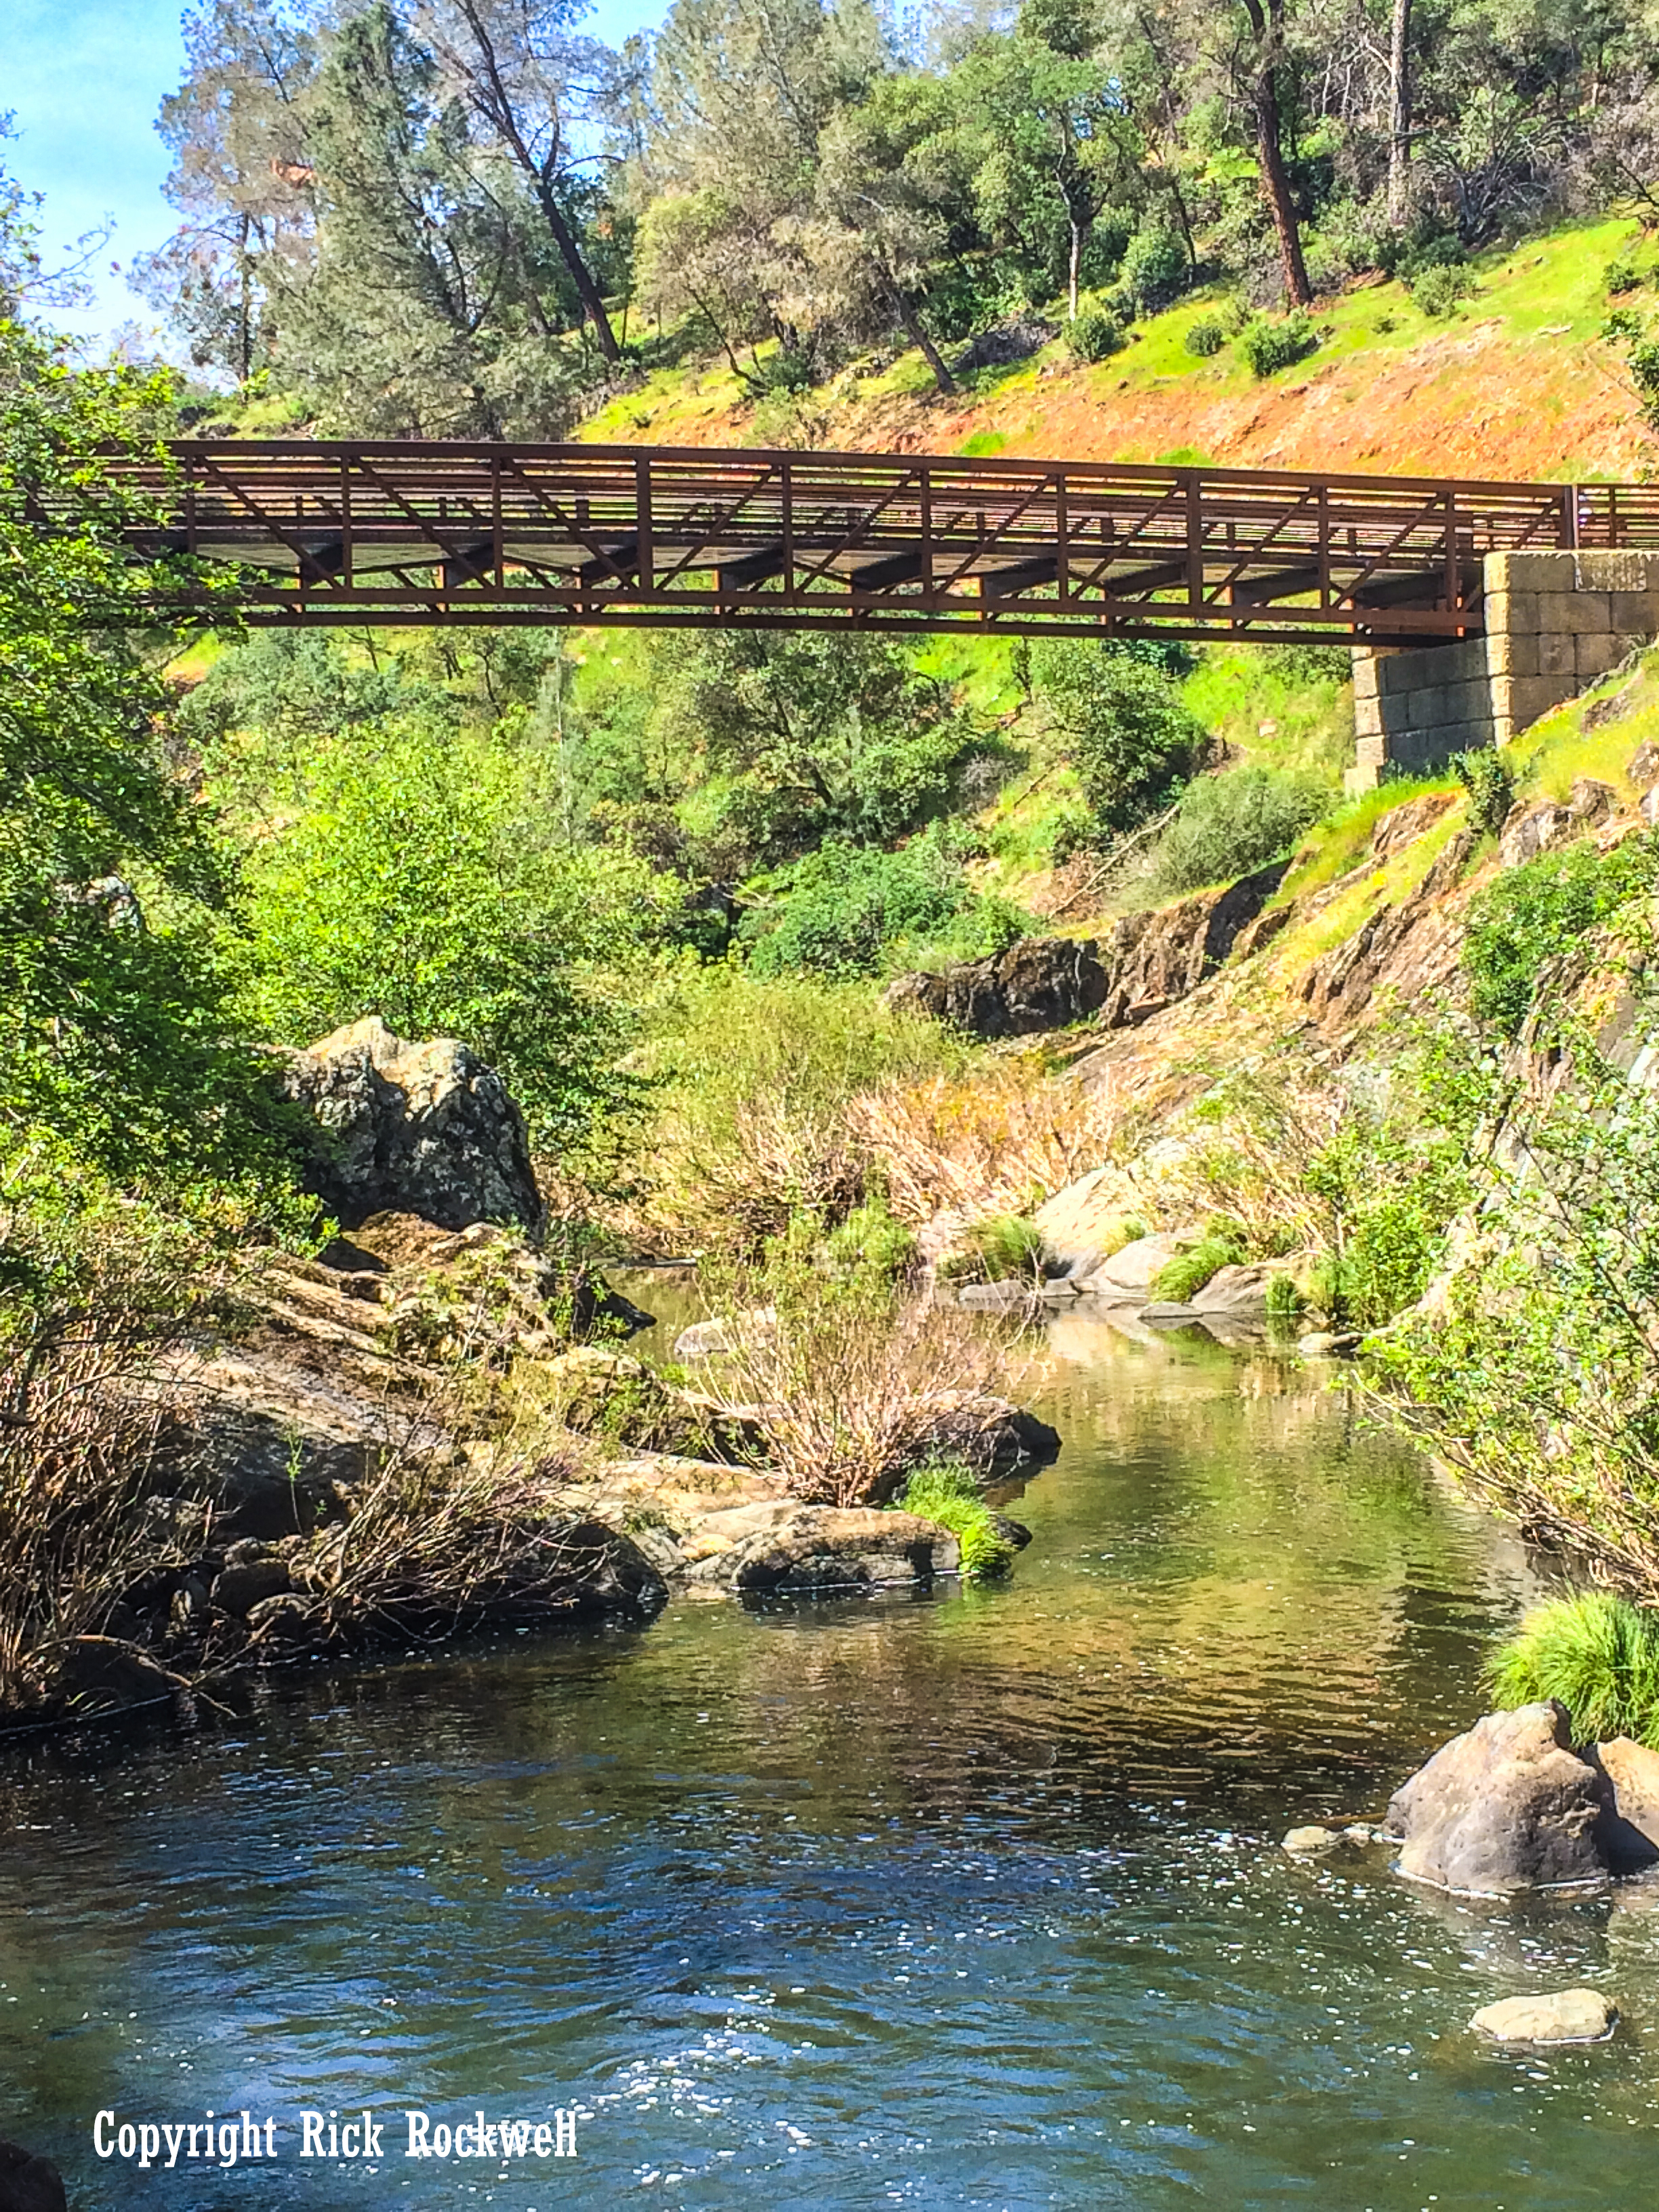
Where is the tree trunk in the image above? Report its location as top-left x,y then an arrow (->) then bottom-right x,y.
894,286 -> 955,395
1069,218 -> 1082,321
532,179 -> 622,364
1244,0 -> 1313,307
1387,0 -> 1413,224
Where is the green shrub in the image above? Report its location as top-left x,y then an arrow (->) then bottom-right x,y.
1152,1223 -> 1246,1301
1263,642 -> 1353,687
1123,226 -> 1189,310
1237,314 -> 1318,379
948,1212 -> 1044,1284
1486,1593 -> 1659,1747
742,832 -> 1031,979
1147,767 -> 1328,898
823,1193 -> 917,1284
1451,746 -> 1513,838
1184,315 -> 1225,359
1462,836 -> 1658,1036
1029,643 -> 1206,840
1605,258 -> 1643,298
1409,262 -> 1475,318
898,1458 -> 1016,1578
1265,1270 -> 1304,1324
1067,306 -> 1127,363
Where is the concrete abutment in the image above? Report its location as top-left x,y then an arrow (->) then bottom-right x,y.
1347,550 -> 1659,792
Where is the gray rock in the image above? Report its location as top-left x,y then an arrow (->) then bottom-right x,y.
1079,1231 -> 1195,1300
1586,1736 -> 1659,1873
957,1277 -> 1035,1312
710,1507 -> 961,1593
1191,1262 -> 1281,1317
1626,737 -> 1659,792
279,1015 -> 539,1231
1469,1989 -> 1618,2045
1385,1701 -> 1612,1894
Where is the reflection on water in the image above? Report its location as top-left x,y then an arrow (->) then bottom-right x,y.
3,1319 -> 1656,2210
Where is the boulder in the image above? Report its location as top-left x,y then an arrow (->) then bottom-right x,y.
1190,1261 -> 1282,1318
27,1637 -> 181,1724
1497,781 -> 1619,872
1372,790 -> 1456,861
1032,1167 -> 1144,1283
1076,1231 -> 1195,1300
956,1277 -> 1035,1313
1283,1824 -> 1340,1855
1626,737 -> 1659,793
0,2141 -> 66,2212
709,1507 -> 961,1593
1384,1701 -> 1612,1894
1469,1989 -> 1618,2045
1589,1736 -> 1659,1873
279,1016 -> 539,1231
885,935 -> 1111,1039
211,1544 -> 292,1616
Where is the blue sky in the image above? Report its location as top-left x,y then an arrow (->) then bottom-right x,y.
0,0 -> 665,346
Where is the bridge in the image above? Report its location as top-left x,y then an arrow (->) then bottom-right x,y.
108,439 -> 1659,645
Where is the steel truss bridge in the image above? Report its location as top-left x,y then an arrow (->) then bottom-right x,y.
107,440 -> 1659,644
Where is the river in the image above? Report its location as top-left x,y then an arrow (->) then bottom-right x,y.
2,1310 -> 1656,2209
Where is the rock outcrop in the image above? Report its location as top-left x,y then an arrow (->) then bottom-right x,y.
884,864 -> 1286,1041
279,1016 -> 540,1230
1383,1701 -> 1659,1893
0,2139 -> 67,2212
696,1507 -> 962,1593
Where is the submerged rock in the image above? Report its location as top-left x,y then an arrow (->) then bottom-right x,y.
0,2138 -> 67,2212
702,1507 -> 961,1594
1469,1989 -> 1618,2045
1282,1824 -> 1341,1855
1385,1702 -> 1612,1894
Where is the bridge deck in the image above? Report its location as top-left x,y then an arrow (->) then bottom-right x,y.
106,441 -> 1659,642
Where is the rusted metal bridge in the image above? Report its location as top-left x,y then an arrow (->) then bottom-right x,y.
110,439 -> 1659,642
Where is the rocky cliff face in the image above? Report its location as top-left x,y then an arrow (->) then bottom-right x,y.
279,1015 -> 540,1230
884,863 -> 1286,1040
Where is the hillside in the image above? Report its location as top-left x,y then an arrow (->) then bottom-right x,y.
579,220 -> 1650,483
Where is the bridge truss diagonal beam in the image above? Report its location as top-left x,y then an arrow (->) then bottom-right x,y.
102,438 -> 1659,644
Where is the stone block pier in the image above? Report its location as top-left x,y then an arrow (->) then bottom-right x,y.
1349,550 -> 1659,791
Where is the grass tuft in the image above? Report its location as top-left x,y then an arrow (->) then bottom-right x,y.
1485,1592 -> 1659,1747
897,1457 -> 1016,1577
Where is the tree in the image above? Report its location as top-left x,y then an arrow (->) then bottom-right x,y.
958,21 -> 1141,318
0,279 -> 256,1180
416,0 -> 627,360
1031,641 -> 1204,836
1235,0 -> 1313,306
230,720 -> 668,1152
1387,0 -> 1413,224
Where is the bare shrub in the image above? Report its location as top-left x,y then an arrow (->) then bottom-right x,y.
707,1265 -> 1020,1507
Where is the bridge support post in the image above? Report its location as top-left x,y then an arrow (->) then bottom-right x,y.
1346,550 -> 1659,794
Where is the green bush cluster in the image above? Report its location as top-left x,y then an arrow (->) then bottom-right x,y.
822,1193 -> 918,1284
1184,315 -> 1225,358
1067,306 -> 1127,363
897,1458 -> 1016,1578
741,831 -> 1031,979
943,1212 -> 1044,1284
1237,314 -> 1319,379
1122,226 -> 1190,310
1462,836 -> 1658,1036
1408,262 -> 1475,316
1029,642 -> 1206,842
1450,746 -> 1514,838
1152,1223 -> 1246,1302
1487,1593 -> 1659,1748
1147,766 -> 1328,898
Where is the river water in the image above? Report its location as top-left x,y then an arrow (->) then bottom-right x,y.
3,1310 -> 1657,2210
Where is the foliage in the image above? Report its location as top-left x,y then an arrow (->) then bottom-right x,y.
1486,1593 -> 1659,1748
700,1243 -> 1006,1505
1451,745 -> 1515,838
821,1191 -> 917,1283
1152,1223 -> 1245,1303
1368,1023 -> 1659,1599
898,1457 -> 1015,1577
1408,261 -> 1476,317
644,630 -> 1003,872
623,968 -> 966,1253
1461,835 -> 1657,1036
1029,642 -> 1206,841
0,306 -> 293,1187
1067,305 -> 1126,361
1147,767 -> 1327,898
1237,313 -> 1319,379
1122,225 -> 1189,310
1184,314 -> 1225,358
224,718 -> 669,1153
943,1212 -> 1044,1284
741,830 -> 1030,979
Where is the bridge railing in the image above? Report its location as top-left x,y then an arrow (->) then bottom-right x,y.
94,440 -> 1659,642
